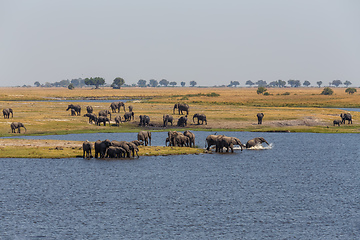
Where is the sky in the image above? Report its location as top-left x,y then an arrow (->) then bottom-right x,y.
1,0 -> 359,87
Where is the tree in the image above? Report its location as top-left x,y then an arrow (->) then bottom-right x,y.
332,80 -> 342,87
345,88 -> 357,94
245,80 -> 254,87
111,77 -> 125,89
321,87 -> 333,95
84,77 -> 105,89
229,81 -> 240,87
34,81 -> 40,87
344,80 -> 352,87
256,80 -> 267,87
149,79 -> 158,87
190,81 -> 197,87
159,79 -> 169,87
317,81 -> 323,88
269,81 -> 278,87
303,80 -> 311,87
278,80 -> 286,88
169,81 -> 177,87
68,83 -> 74,90
288,79 -> 301,87
181,82 -> 186,87
137,79 -> 147,87
257,86 -> 267,94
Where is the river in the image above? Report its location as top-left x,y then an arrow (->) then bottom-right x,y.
1,131 -> 359,239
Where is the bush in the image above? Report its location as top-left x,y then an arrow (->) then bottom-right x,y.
257,86 -> 267,94
263,92 -> 271,96
68,84 -> 74,90
321,87 -> 333,95
345,88 -> 357,94
282,92 -> 290,95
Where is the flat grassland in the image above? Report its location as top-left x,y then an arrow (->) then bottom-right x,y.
0,86 -> 359,158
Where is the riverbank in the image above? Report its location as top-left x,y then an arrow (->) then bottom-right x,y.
0,139 -> 205,158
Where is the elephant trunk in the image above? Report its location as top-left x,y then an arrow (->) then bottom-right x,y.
23,126 -> 27,133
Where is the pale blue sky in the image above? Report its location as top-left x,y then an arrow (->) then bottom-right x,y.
1,0 -> 359,87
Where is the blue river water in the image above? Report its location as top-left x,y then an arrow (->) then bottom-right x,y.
1,131 -> 359,239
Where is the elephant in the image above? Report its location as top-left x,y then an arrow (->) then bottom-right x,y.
333,120 -> 341,126
340,113 -> 352,124
127,141 -> 139,158
245,137 -> 269,148
174,133 -> 189,147
257,113 -> 264,124
115,116 -> 122,126
139,115 -> 150,126
3,108 -> 13,118
167,131 -> 178,146
82,140 -> 92,158
84,113 -> 98,124
111,140 -> 132,158
86,106 -> 93,113
131,140 -> 144,146
110,101 -> 126,113
128,105 -> 133,112
105,146 -> 126,158
66,104 -> 81,116
216,136 -> 243,153
205,134 -> 224,151
124,112 -> 134,121
138,131 -> 152,146
193,113 -> 207,125
11,122 -> 26,133
94,139 -> 112,158
71,109 -> 76,116
177,116 -> 187,127
97,116 -> 110,126
173,103 -> 189,115
99,110 -> 111,120
163,114 -> 174,127
184,130 -> 195,147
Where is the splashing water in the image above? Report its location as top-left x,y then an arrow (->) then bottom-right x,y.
245,143 -> 273,150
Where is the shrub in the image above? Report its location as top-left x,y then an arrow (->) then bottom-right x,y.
282,92 -> 290,95
321,87 -> 333,95
345,88 -> 357,94
257,86 -> 267,94
68,84 -> 74,90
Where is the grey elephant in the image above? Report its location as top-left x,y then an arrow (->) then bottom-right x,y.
3,108 -> 13,118
333,120 -> 341,126
173,103 -> 189,115
105,146 -> 126,158
177,116 -> 187,127
82,140 -> 92,158
84,113 -> 98,124
216,136 -> 243,153
99,110 -> 112,120
167,131 -> 178,146
175,133 -> 189,147
193,113 -> 207,125
131,140 -> 144,146
184,130 -> 195,147
340,113 -> 352,124
124,112 -> 134,121
205,134 -> 224,151
115,116 -> 122,126
86,106 -> 93,113
139,115 -> 150,127
257,113 -> 264,124
163,114 -> 174,127
66,104 -> 81,116
111,140 -> 132,158
11,122 -> 26,133
71,109 -> 76,116
97,116 -> 110,126
110,101 -> 126,113
94,139 -> 112,158
128,105 -> 133,112
246,137 -> 269,148
127,141 -> 139,158
138,131 -> 152,146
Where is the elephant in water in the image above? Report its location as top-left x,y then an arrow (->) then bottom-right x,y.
193,113 -> 207,125
66,104 -> 81,116
105,146 -> 126,158
340,113 -> 352,124
216,136 -> 243,153
138,131 -> 151,146
173,103 -> 189,115
184,130 -> 195,147
11,122 -> 26,133
82,140 -> 92,158
246,137 -> 269,148
94,139 -> 112,158
205,134 -> 224,151
3,108 -> 13,118
257,113 -> 264,124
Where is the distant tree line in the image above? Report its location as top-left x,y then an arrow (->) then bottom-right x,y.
239,79 -> 354,88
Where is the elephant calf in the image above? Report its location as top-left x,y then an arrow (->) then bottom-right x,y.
333,120 -> 341,126
246,137 -> 269,149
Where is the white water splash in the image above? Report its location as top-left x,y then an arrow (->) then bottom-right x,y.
245,143 -> 273,150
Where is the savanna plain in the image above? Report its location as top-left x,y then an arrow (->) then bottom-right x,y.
0,86 -> 359,158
